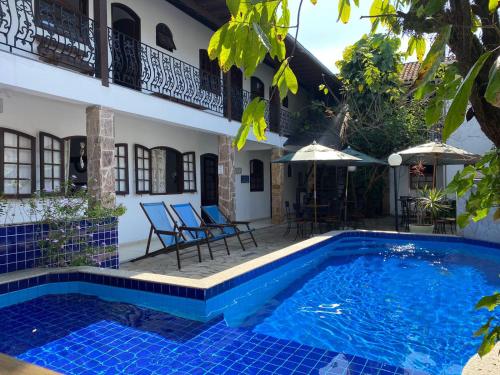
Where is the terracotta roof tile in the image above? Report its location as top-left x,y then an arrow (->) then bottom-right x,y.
400,61 -> 421,85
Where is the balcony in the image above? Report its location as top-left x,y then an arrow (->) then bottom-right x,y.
0,0 -> 293,137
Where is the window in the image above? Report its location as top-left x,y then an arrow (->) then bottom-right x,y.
156,23 -> 176,52
0,128 -> 36,197
135,144 -> 150,194
410,164 -> 434,190
199,49 -> 221,95
250,159 -> 264,192
115,143 -> 129,195
251,77 -> 265,99
40,132 -> 64,193
183,152 -> 196,192
136,145 -> 184,195
35,0 -> 89,39
65,136 -> 87,189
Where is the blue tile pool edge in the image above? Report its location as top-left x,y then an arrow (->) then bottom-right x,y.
0,231 -> 498,304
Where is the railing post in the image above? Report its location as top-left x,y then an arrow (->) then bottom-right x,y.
94,0 -> 109,87
224,72 -> 232,121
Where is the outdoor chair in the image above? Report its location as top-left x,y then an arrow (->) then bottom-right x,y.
170,203 -> 238,257
135,202 -> 205,269
201,204 -> 258,249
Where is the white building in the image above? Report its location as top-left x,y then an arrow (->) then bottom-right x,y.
0,0 -> 339,258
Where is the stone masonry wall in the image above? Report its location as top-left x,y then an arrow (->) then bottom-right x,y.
86,106 -> 116,208
218,136 -> 236,220
271,148 -> 285,224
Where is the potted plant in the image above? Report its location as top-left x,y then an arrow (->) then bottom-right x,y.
409,187 -> 449,234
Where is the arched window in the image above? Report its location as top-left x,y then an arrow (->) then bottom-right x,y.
251,77 -> 265,99
156,23 -> 176,52
150,146 -> 183,195
250,159 -> 264,192
0,128 -> 36,197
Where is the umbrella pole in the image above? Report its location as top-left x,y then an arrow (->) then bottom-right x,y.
432,155 -> 437,188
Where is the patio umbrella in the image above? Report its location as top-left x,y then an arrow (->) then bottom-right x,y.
273,141 -> 361,225
396,141 -> 479,187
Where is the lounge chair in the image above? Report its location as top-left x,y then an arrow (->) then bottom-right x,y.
170,203 -> 238,256
201,205 -> 258,249
135,202 -> 206,269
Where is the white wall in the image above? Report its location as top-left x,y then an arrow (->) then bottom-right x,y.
234,149 -> 272,221
0,91 -> 224,244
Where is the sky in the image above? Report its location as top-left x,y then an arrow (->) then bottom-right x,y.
288,1 -> 416,73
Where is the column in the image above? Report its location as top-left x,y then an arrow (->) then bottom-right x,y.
271,148 -> 285,224
218,135 -> 236,220
86,106 -> 115,208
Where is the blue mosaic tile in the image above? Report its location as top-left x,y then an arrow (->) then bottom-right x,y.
0,219 -> 119,275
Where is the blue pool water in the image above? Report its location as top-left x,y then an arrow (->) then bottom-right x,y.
0,235 -> 498,375
232,237 -> 500,374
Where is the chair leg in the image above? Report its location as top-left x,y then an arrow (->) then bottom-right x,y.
145,227 -> 153,255
206,239 -> 214,260
249,230 -> 257,247
175,238 -> 181,270
236,233 -> 246,251
223,237 -> 231,255
196,243 -> 202,263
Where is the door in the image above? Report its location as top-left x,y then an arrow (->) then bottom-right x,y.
111,4 -> 141,90
200,153 -> 218,208
224,66 -> 243,121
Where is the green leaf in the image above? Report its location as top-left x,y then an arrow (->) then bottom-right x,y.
489,0 -> 499,13
474,317 -> 493,337
457,213 -> 469,228
226,0 -> 240,17
208,24 -> 228,60
443,51 -> 493,141
252,22 -> 271,52
284,65 -> 298,94
475,292 -> 500,312
415,38 -> 426,63
412,26 -> 451,90
425,100 -> 444,125
478,331 -> 498,357
494,207 -> 500,221
485,56 -> 500,108
423,0 -> 447,16
338,0 -> 351,24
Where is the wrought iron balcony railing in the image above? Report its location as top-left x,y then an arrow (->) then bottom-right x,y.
0,0 -> 293,136
0,0 -> 97,74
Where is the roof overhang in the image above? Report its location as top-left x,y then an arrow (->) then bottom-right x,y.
165,0 -> 341,94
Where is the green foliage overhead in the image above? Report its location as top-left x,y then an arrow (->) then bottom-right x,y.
446,149 -> 500,227
211,0 -> 499,149
336,34 -> 403,108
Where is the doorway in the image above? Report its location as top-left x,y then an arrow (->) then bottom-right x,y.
224,66 -> 243,121
111,3 -> 141,90
200,153 -> 219,209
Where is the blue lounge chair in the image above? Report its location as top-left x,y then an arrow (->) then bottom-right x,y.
170,203 -> 237,257
201,205 -> 258,249
135,202 -> 206,269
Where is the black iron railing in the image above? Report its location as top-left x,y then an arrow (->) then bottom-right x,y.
0,0 -> 97,74
0,0 -> 294,135
107,27 -> 225,115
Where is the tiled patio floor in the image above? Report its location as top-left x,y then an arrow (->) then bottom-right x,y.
120,217 -> 396,279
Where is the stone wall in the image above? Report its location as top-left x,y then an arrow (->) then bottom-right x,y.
271,148 -> 285,224
86,106 -> 116,208
218,136 -> 236,220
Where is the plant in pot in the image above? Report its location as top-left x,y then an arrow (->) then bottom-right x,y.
409,187 -> 449,234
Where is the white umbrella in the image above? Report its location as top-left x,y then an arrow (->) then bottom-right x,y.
273,141 -> 361,224
397,141 -> 480,187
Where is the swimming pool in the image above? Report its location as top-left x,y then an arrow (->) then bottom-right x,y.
0,232 -> 498,374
